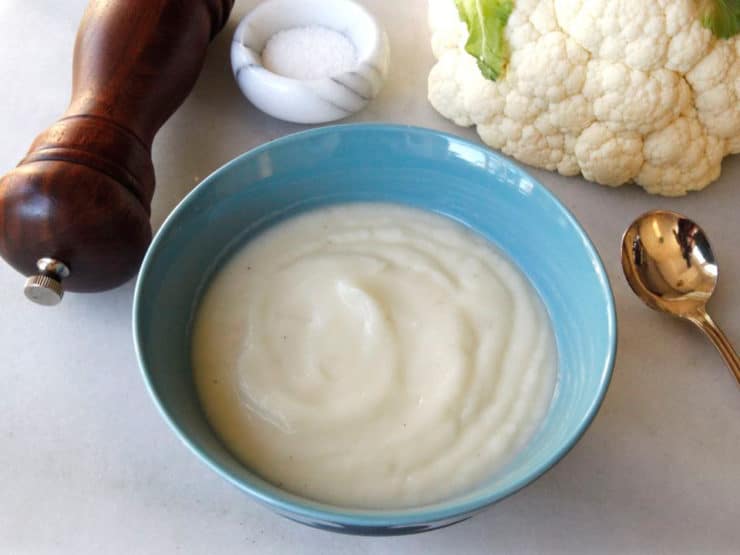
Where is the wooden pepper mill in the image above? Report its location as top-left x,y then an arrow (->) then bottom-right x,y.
0,0 -> 235,305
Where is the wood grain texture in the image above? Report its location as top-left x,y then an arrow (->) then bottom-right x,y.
0,0 -> 234,292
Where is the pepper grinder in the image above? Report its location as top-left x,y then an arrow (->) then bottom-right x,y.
0,0 -> 235,305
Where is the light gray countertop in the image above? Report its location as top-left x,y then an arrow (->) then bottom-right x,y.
2,1 -> 739,553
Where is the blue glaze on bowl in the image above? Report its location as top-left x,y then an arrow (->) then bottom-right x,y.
133,124 -> 616,535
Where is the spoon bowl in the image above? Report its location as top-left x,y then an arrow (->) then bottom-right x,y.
622,210 -> 740,385
622,210 -> 718,317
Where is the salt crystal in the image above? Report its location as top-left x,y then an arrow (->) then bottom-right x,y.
262,25 -> 358,80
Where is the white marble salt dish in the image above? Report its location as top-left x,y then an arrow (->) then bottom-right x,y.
231,0 -> 390,124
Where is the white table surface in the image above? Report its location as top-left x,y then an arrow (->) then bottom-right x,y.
2,1 -> 739,553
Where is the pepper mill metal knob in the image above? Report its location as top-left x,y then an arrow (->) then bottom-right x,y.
23,258 -> 71,306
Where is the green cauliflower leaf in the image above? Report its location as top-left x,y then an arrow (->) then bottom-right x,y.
699,0 -> 740,39
454,0 -> 514,81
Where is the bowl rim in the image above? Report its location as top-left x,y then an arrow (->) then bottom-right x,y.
133,123 -> 617,529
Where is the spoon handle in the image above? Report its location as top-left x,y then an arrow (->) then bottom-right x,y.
691,311 -> 740,385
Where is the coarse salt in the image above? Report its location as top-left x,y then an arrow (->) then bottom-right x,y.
262,25 -> 358,80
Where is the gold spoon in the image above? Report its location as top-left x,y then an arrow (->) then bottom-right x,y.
622,209 -> 740,385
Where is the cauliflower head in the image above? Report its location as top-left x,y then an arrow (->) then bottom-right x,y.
428,0 -> 740,196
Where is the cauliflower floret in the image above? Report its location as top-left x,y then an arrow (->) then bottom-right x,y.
664,2 -> 713,73
428,0 -> 467,58
687,41 -> 740,151
575,124 -> 644,186
637,116 -> 725,194
429,53 -> 476,127
540,94 -> 593,133
554,0 -> 670,71
429,53 -> 509,127
428,0 -> 739,196
511,32 -> 589,103
506,0 -> 547,48
582,62 -> 692,134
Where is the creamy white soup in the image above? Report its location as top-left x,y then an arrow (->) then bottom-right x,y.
192,203 -> 557,509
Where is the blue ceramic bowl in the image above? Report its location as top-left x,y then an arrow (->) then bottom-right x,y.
133,124 -> 616,535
